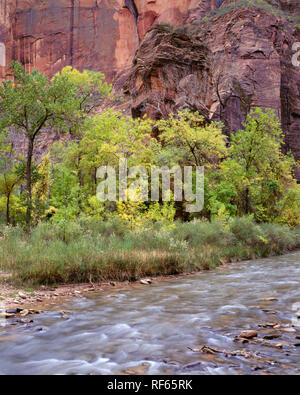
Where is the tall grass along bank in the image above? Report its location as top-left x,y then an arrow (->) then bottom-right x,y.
0,217 -> 299,286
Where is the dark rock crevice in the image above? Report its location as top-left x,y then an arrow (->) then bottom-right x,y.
70,0 -> 75,66
124,0 -> 140,42
125,0 -> 138,24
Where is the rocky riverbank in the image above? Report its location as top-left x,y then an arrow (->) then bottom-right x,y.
0,271 -> 193,314
0,252 -> 299,375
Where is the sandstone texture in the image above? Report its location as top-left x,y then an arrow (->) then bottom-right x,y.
124,6 -> 300,179
0,0 -> 218,81
0,0 -> 139,81
0,1 -> 300,177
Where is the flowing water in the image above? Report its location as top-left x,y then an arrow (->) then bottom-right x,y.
0,252 -> 299,375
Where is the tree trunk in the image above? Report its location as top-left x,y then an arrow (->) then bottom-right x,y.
94,167 -> 97,194
245,187 -> 250,215
77,154 -> 83,212
6,192 -> 10,225
210,0 -> 215,11
26,137 -> 34,232
47,166 -> 52,209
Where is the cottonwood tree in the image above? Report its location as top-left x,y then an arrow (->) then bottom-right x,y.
156,109 -> 227,168
221,107 -> 299,222
154,110 -> 227,220
0,62 -> 111,230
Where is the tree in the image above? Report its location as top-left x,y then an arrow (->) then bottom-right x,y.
51,140 -> 86,212
0,62 -> 111,230
156,110 -> 226,168
47,110 -> 159,221
49,163 -> 80,222
0,168 -> 20,225
221,107 -> 299,222
81,110 -> 157,167
79,110 -> 159,198
55,66 -> 112,134
31,154 -> 52,225
153,110 -> 227,220
51,67 -> 112,209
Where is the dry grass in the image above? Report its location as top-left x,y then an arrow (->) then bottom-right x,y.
0,217 -> 299,286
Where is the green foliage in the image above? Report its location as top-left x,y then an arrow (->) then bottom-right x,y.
201,0 -> 299,27
0,195 -> 26,224
0,217 -> 298,286
116,199 -> 176,229
218,108 -> 299,225
80,110 -> 158,169
32,154 -> 51,225
0,62 -> 112,229
0,136 -> 24,224
54,66 -> 112,134
206,180 -> 238,221
0,62 -> 77,135
156,110 -> 226,168
49,164 -> 80,222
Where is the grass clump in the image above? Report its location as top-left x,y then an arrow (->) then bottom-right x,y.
201,0 -> 299,28
0,218 -> 299,286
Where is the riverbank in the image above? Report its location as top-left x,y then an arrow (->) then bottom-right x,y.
1,252 -> 300,375
0,271 -> 195,311
1,217 -> 299,311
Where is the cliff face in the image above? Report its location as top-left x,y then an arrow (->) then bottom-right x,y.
0,1 -> 300,178
0,0 -> 218,81
0,0 -> 220,163
1,0 -> 137,81
1,1 -> 297,79
124,4 -> 300,179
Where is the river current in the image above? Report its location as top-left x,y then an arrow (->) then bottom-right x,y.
0,252 -> 299,375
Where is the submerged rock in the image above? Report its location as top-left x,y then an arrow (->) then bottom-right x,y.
6,308 -> 23,314
239,330 -> 258,339
123,362 -> 150,375
263,333 -> 282,340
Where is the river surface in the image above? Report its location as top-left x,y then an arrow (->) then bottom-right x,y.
0,252 -> 299,375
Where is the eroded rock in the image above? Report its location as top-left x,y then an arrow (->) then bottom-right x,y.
124,7 -> 300,179
239,330 -> 258,339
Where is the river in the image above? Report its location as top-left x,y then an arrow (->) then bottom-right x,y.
0,252 -> 299,375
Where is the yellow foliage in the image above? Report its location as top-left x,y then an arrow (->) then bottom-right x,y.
32,154 -> 51,206
116,189 -> 176,230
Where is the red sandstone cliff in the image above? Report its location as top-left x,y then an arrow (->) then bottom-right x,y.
124,6 -> 300,177
0,0 -> 217,82
0,1 -> 300,177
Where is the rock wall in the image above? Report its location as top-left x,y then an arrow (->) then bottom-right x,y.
0,1 -> 299,178
0,0 -> 219,81
124,7 -> 300,178
0,0 -> 219,164
0,0 -> 138,81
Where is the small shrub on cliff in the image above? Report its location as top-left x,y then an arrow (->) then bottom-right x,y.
201,0 -> 297,26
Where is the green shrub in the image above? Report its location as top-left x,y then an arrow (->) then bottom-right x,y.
0,218 -> 299,286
